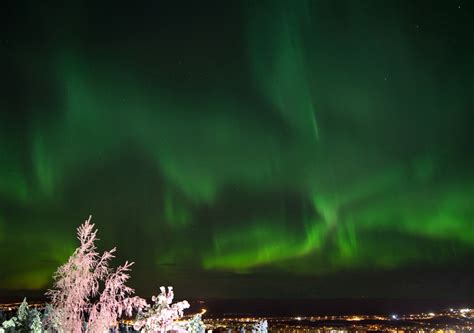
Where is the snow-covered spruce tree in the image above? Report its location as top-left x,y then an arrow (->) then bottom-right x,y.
0,317 -> 15,333
28,309 -> 43,333
186,313 -> 206,333
133,286 -> 190,332
46,216 -> 146,332
16,298 -> 29,326
0,298 -> 39,333
0,317 -> 16,333
252,320 -> 268,333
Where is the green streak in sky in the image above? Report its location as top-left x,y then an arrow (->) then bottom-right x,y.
164,192 -> 191,226
1,269 -> 54,290
352,180 -> 474,245
0,0 -> 473,297
203,219 -> 326,271
0,142 -> 30,203
247,0 -> 319,141
33,133 -> 56,197
0,224 -> 75,290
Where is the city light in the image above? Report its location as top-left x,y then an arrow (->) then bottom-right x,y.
1,302 -> 473,331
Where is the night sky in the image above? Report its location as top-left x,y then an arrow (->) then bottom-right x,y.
1,0 -> 473,300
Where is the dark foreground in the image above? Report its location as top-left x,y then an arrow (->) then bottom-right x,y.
1,298 -> 473,332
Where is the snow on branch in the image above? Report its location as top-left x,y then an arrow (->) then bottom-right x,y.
46,216 -> 146,332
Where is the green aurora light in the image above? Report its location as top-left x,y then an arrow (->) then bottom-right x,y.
0,0 -> 473,298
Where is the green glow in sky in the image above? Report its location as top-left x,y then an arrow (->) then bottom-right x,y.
0,0 -> 473,298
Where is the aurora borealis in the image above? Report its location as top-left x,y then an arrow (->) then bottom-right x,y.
1,0 -> 473,299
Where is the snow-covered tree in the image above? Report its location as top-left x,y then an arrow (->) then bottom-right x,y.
252,320 -> 268,333
28,309 -> 43,333
86,263 -> 147,332
186,313 -> 206,333
46,216 -> 146,332
41,303 -> 59,332
17,298 -> 29,324
0,318 -> 14,333
0,298 -> 40,333
133,286 -> 190,333
0,317 -> 16,333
